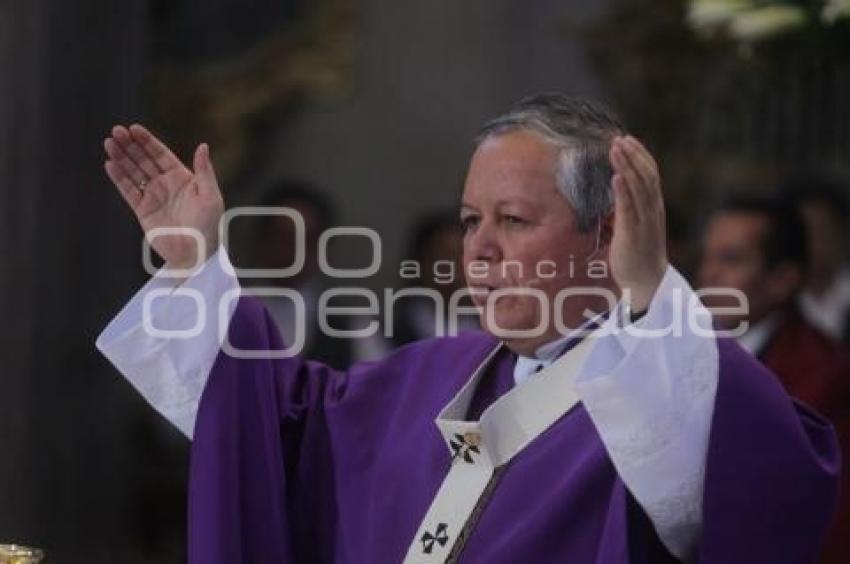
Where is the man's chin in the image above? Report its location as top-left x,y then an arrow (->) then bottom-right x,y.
498,333 -> 559,358
480,314 -> 537,338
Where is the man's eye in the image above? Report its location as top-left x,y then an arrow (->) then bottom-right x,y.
718,251 -> 745,265
460,216 -> 479,232
504,215 -> 526,226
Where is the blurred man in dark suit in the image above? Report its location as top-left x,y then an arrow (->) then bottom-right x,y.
389,210 -> 479,348
247,180 -> 354,369
785,177 -> 850,345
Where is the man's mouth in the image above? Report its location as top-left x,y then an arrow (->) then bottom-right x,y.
468,285 -> 499,306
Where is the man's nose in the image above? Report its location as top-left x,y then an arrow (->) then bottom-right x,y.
465,220 -> 501,263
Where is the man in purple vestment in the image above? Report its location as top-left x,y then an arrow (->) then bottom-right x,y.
98,94 -> 839,563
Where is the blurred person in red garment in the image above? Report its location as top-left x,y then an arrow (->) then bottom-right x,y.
784,176 -> 850,345
698,196 -> 850,563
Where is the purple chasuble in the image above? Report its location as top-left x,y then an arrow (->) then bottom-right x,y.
188,297 -> 839,563
464,347 -> 515,422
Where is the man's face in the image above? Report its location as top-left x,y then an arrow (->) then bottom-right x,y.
801,201 -> 844,281
697,212 -> 777,327
460,130 -> 608,354
266,198 -> 323,275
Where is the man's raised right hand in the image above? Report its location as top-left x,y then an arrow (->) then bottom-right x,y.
103,124 -> 224,271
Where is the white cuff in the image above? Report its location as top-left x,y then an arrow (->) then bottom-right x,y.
96,247 -> 240,439
574,265 -> 719,561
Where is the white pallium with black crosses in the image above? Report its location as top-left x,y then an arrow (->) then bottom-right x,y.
403,338 -> 594,563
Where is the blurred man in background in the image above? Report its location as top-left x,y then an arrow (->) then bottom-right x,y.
389,210 -> 479,348
698,196 -> 850,563
245,180 -> 355,369
785,177 -> 850,345
698,197 -> 849,412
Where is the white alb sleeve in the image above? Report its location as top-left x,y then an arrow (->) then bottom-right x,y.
96,247 -> 239,439
573,265 -> 719,562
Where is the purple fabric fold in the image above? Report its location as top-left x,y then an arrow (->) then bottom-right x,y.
188,297 -> 839,563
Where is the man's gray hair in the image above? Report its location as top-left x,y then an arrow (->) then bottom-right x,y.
476,93 -> 625,232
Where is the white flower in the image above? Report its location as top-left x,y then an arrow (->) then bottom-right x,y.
728,5 -> 807,41
823,0 -> 850,24
687,0 -> 754,32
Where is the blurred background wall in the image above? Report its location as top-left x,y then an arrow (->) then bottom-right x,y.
0,0 -> 154,561
0,0 -> 848,561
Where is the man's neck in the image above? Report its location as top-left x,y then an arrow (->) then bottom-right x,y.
506,311 -> 607,360
737,312 -> 783,356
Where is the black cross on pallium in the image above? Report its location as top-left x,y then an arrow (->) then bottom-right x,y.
420,522 -> 449,554
449,433 -> 480,464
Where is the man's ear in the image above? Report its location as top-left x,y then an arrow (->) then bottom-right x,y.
599,211 -> 615,248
